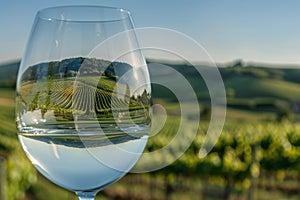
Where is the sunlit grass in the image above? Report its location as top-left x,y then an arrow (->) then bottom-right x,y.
0,88 -> 14,98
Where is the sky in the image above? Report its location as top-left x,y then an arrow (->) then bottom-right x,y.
2,0 -> 300,65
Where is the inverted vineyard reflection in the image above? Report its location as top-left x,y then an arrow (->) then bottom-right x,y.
17,57 -> 151,130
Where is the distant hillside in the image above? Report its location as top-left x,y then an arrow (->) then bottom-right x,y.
218,66 -> 300,100
21,57 -> 124,81
145,61 -> 300,118
2,58 -> 300,114
0,60 -> 19,88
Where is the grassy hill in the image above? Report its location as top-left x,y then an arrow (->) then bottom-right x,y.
218,66 -> 300,115
220,65 -> 300,99
147,61 -> 300,121
2,59 -> 300,119
224,76 -> 300,103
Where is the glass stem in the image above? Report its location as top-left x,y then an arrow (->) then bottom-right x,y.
76,191 -> 97,200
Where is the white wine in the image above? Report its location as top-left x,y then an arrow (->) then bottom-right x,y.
18,127 -> 148,192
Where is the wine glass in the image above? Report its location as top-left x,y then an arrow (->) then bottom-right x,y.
16,6 -> 151,200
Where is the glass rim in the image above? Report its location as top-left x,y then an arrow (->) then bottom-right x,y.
37,5 -> 131,23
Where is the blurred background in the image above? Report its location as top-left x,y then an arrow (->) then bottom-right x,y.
2,0 -> 300,200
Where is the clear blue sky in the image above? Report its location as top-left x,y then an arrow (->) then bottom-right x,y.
2,0 -> 300,64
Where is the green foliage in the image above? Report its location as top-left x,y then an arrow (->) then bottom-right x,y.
0,107 -> 15,138
143,119 -> 300,196
0,99 -> 37,200
6,140 -> 37,200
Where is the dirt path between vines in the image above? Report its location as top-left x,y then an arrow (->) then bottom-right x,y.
0,97 -> 14,107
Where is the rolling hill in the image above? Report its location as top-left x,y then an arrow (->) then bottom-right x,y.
2,59 -> 300,116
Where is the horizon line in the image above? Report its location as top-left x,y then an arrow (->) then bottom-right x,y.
1,57 -> 300,68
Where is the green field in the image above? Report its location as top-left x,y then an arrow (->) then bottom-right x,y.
3,60 -> 300,200
224,76 -> 300,101
4,88 -> 300,199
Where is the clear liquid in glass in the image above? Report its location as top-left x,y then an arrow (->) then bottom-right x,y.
17,57 -> 151,192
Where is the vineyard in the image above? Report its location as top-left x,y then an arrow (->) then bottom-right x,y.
117,119 -> 300,200
3,59 -> 300,199
4,88 -> 300,199
17,77 -> 150,129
